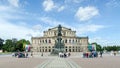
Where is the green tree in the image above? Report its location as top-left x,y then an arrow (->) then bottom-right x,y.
2,39 -> 30,52
16,39 -> 30,52
2,39 -> 14,52
91,42 -> 103,51
103,45 -> 120,51
0,38 -> 4,50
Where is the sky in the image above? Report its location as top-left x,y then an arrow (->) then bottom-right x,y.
0,0 -> 120,46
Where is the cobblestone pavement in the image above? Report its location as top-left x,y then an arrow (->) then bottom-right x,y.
71,56 -> 120,68
0,57 -> 47,68
36,57 -> 81,68
0,54 -> 120,68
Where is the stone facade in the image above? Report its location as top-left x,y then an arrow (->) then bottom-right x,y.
31,25 -> 88,52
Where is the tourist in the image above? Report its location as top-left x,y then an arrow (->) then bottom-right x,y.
64,53 -> 67,58
41,52 -> 43,56
100,51 -> 103,57
113,51 -> 116,56
31,52 -> 33,57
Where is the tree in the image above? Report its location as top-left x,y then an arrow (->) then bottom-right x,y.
16,39 -> 30,52
103,45 -> 120,51
91,42 -> 103,51
0,38 -> 4,50
2,39 -> 14,52
2,39 -> 30,52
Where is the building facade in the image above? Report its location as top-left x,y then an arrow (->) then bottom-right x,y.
31,25 -> 88,53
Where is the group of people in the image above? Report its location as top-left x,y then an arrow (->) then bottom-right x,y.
83,51 -> 103,58
12,52 -> 29,58
58,52 -> 71,58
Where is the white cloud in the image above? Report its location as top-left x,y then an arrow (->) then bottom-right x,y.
75,6 -> 99,21
0,6 -> 10,11
89,37 -> 110,46
106,0 -> 120,7
39,17 -> 72,28
8,0 -> 19,7
89,37 -> 120,46
73,0 -> 83,3
64,0 -> 83,4
40,17 -> 63,26
43,0 -> 56,11
58,6 -> 65,12
42,0 -> 65,12
76,24 -> 104,34
33,24 -> 42,30
0,18 -> 43,40
39,17 -> 104,35
0,1 -> 42,40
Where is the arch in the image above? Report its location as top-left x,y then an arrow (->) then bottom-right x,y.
54,32 -> 56,36
40,49 -> 41,52
76,49 -> 77,52
49,49 -> 51,52
49,39 -> 51,43
69,49 -> 71,52
65,39 -> 67,43
45,39 -> 47,43
69,39 -> 71,43
66,49 -> 67,52
40,40 -> 41,43
45,49 -> 47,52
76,39 -> 77,42
72,39 -> 74,43
73,49 -> 74,52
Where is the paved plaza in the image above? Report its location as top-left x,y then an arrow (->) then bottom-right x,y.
0,54 -> 120,68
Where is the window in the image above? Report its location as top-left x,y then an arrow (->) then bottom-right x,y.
40,40 -> 41,43
49,49 -> 51,52
69,49 -> 71,52
45,39 -> 47,43
65,39 -> 67,43
72,40 -> 74,43
49,40 -> 51,43
76,39 -> 77,42
66,49 -> 67,52
69,39 -> 71,43
54,32 -> 56,36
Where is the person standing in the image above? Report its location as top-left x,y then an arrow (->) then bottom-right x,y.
31,51 -> 33,57
41,52 -> 43,56
100,51 -> 103,57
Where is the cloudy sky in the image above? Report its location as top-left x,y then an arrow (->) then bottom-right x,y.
0,0 -> 120,46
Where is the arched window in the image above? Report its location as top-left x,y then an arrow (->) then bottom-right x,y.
40,40 -> 41,43
49,40 -> 51,43
45,49 -> 47,52
66,49 -> 67,52
76,39 -> 77,42
69,49 -> 71,52
45,39 -> 47,43
69,39 -> 71,43
72,39 -> 74,43
63,32 -> 66,36
49,49 -> 51,52
73,49 -> 74,52
65,39 -> 67,43
54,32 -> 56,36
